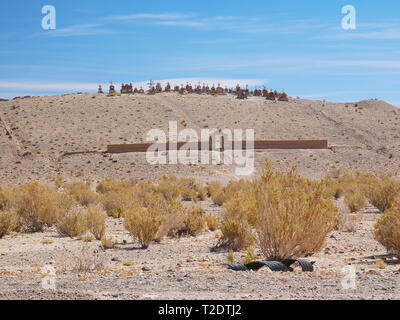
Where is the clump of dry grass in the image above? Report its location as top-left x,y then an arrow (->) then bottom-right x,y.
207,181 -> 226,206
56,208 -> 88,238
374,199 -> 400,257
205,214 -> 220,231
12,182 -> 65,232
368,177 -> 400,213
218,217 -> 256,251
345,190 -> 367,213
86,206 -> 106,240
242,247 -> 259,264
155,203 -> 207,240
256,164 -> 338,260
183,206 -> 207,236
0,186 -> 12,211
64,181 -> 99,207
124,207 -> 162,249
0,211 -> 19,238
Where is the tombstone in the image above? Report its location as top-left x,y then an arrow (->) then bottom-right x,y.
109,82 -> 116,94
237,91 -> 248,100
278,92 -> 289,102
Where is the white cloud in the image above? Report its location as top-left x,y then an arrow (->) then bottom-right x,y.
109,13 -> 191,21
0,81 -> 98,91
32,24 -> 114,37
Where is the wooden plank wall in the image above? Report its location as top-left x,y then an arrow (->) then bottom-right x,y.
107,140 -> 328,153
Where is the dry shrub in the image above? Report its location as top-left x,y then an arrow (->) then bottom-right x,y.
56,208 -> 88,238
86,206 -> 106,240
219,217 -> 256,251
156,203 -> 206,240
256,165 -> 338,260
0,211 -> 19,238
64,181 -> 99,207
101,190 -> 136,218
368,178 -> 400,213
181,188 -> 198,202
217,162 -> 338,258
0,186 -> 12,211
183,206 -> 207,236
96,178 -> 136,194
124,207 -> 162,249
12,182 -> 64,232
207,181 -> 226,206
205,214 -> 220,231
211,191 -> 226,206
157,178 -> 181,202
374,200 -> 400,256
224,190 -> 259,226
242,247 -> 259,264
345,190 -> 367,212
155,201 -> 187,240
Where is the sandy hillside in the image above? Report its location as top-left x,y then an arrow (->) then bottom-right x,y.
0,92 -> 399,184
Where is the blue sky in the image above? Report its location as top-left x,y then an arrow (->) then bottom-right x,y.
1,0 -> 400,105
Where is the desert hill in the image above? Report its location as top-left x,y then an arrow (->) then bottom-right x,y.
0,93 -> 399,184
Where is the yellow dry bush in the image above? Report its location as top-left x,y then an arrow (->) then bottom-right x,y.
256,179 -> 338,260
181,188 -> 198,202
156,203 -> 206,239
207,181 -> 223,198
12,182 -> 64,232
64,181 -> 99,207
374,200 -> 400,257
100,189 -> 136,218
0,185 -> 12,211
96,178 -> 136,194
183,206 -> 207,236
205,214 -> 220,231
224,190 -> 259,226
219,217 -> 256,251
368,178 -> 400,213
157,177 -> 181,202
242,247 -> 259,264
155,201 -> 187,240
86,206 -> 106,240
345,190 -> 367,213
56,208 -> 88,238
0,211 -> 19,238
124,207 -> 162,249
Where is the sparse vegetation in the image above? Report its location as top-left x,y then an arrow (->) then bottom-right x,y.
86,206 -> 106,240
124,207 -> 162,249
56,208 -> 88,238
374,199 -> 400,257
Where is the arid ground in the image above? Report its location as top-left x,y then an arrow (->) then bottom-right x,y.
0,93 -> 399,300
